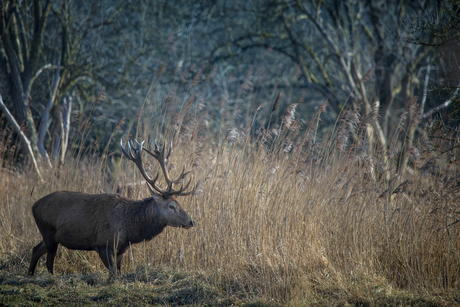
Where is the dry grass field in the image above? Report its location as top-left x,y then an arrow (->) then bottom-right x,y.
1,94 -> 460,306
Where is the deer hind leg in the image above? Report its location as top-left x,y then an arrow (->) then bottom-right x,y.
28,240 -> 47,276
44,240 -> 58,275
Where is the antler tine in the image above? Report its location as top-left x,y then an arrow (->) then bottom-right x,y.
148,172 -> 167,196
119,138 -> 142,161
175,179 -> 200,196
176,176 -> 193,194
129,139 -> 142,158
167,141 -> 173,161
119,139 -> 130,158
134,139 -> 142,150
121,138 -> 143,169
172,165 -> 189,185
155,139 -> 171,181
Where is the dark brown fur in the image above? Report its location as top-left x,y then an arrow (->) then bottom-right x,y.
28,191 -> 194,276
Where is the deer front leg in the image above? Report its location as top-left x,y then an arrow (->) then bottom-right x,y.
96,246 -> 116,277
116,252 -> 124,272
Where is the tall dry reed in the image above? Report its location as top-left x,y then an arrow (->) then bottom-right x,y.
0,90 -> 459,303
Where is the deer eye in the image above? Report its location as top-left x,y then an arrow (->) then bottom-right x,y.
168,204 -> 176,210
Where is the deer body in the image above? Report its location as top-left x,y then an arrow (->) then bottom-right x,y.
28,139 -> 197,276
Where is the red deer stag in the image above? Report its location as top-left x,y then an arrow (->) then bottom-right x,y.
28,139 -> 196,276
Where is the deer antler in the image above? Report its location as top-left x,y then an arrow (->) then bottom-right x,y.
119,139 -> 197,198
142,140 -> 197,196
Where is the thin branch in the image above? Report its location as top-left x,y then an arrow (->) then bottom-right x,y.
30,63 -> 61,86
422,82 -> 460,119
435,219 -> 460,232
0,93 -> 43,181
210,42 -> 296,64
420,57 -> 431,114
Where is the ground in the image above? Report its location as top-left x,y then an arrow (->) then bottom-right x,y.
0,269 -> 459,306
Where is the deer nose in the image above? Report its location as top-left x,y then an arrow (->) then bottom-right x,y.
190,220 -> 195,227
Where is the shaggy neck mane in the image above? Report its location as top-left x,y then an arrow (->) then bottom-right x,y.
124,197 -> 167,244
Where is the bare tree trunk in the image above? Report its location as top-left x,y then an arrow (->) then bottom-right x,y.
52,95 -> 72,165
0,0 -> 53,159
422,82 -> 460,119
37,59 -> 61,169
59,95 -> 72,165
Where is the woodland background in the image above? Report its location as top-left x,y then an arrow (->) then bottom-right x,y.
1,1 -> 460,306
0,0 -> 459,170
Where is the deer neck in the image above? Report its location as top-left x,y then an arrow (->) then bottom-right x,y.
126,197 -> 167,244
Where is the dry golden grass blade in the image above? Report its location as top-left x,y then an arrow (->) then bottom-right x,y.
191,69 -> 202,87
272,91 -> 282,112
